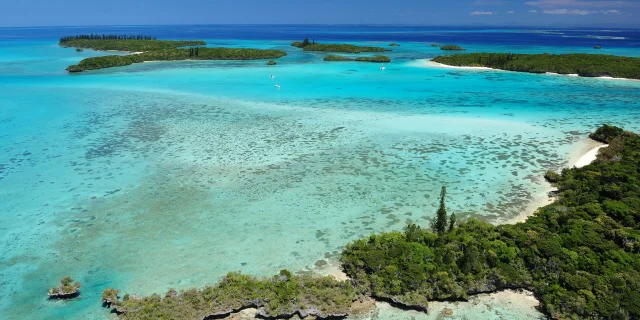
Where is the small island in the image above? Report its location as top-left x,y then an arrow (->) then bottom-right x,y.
48,276 -> 81,299
291,37 -> 389,53
389,43 -> 400,47
430,43 -> 440,47
440,44 -> 466,51
60,34 -> 287,72
431,53 -> 640,79
98,125 -> 640,320
60,34 -> 205,52
267,60 -> 277,65
324,55 -> 391,63
103,270 -> 364,319
594,46 -> 602,49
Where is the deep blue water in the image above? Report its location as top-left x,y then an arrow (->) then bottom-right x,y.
1,24 -> 639,48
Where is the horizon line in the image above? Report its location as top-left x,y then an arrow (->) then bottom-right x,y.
1,23 -> 639,30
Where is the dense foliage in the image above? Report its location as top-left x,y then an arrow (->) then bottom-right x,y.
342,125 -> 640,319
354,55 -> 391,63
432,53 -> 640,79
106,271 -> 358,320
66,48 -> 287,72
324,55 -> 355,61
440,44 -> 466,50
323,55 -> 391,63
590,124 -> 625,143
291,39 -> 387,53
60,35 -> 205,52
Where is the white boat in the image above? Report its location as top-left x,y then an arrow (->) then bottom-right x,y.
275,83 -> 280,88
380,65 -> 386,70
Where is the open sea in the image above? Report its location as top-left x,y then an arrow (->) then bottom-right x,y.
1,25 -> 639,319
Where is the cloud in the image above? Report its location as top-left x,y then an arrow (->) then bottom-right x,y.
470,11 -> 496,15
600,9 -> 623,13
543,9 -> 595,14
525,0 -> 640,9
507,10 -> 515,13
529,9 -> 539,12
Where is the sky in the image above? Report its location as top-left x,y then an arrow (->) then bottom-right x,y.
1,0 -> 639,27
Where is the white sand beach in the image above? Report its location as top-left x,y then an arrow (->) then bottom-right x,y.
575,144 -> 608,168
413,59 -> 639,82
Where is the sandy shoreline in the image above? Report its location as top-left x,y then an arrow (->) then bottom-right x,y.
498,138 -> 605,225
416,59 -> 640,82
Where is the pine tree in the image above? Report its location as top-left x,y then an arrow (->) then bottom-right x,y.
433,186 -> 448,235
448,212 -> 456,232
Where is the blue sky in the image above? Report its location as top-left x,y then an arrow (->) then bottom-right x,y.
1,0 -> 639,27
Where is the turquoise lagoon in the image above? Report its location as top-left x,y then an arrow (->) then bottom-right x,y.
1,26 -> 639,319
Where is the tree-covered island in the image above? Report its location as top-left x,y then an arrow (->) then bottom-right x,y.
96,125 -> 640,320
324,55 -> 391,63
432,53 -> 640,80
60,35 -> 287,72
440,44 -> 466,51
292,37 -> 389,53
60,34 -> 206,52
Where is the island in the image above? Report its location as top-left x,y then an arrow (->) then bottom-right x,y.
440,44 -> 466,50
60,35 -> 287,72
594,46 -> 602,49
430,43 -> 440,47
60,35 -> 205,52
102,270 -> 363,319
324,55 -> 391,63
267,60 -> 277,65
291,38 -> 389,53
48,276 -> 81,299
96,125 -> 640,320
431,53 -> 640,80
389,43 -> 400,47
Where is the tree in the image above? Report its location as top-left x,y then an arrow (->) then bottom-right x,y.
302,37 -> 310,47
448,212 -> 457,232
433,186 -> 448,235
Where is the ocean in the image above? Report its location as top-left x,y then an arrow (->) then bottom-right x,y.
0,25 -> 639,319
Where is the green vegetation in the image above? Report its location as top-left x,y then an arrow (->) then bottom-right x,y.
291,38 -> 388,53
430,43 -> 440,47
354,55 -> 391,63
589,124 -> 625,143
102,288 -> 120,305
389,43 -> 400,47
594,46 -> 602,49
105,270 -> 359,319
440,44 -> 466,51
94,125 -> 639,320
303,43 -> 387,53
323,55 -> 391,63
324,55 -> 355,61
342,125 -> 640,319
48,276 -> 81,299
267,60 -> 277,65
432,53 -> 640,79
66,48 -> 287,72
60,34 -> 205,52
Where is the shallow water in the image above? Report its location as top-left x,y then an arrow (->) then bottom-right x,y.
1,25 -> 639,319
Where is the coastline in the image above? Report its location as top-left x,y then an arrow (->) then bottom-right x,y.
418,59 -> 640,82
497,138 -> 605,225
